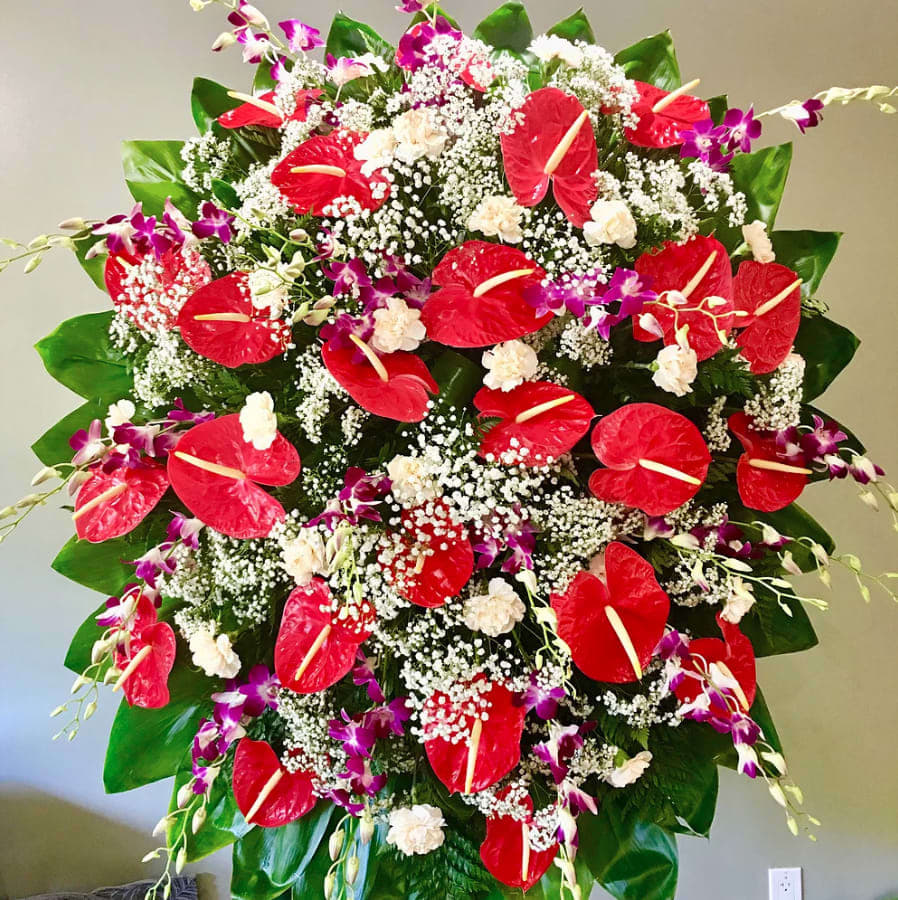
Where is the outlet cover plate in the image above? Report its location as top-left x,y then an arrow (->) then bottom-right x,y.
768,867 -> 803,900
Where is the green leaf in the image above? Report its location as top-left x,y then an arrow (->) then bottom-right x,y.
793,314 -> 859,400
548,8 -> 595,43
32,399 -> 107,467
325,13 -> 393,61
231,802 -> 335,900
707,95 -> 728,125
170,750 -> 250,861
122,139 -> 200,218
191,77 -> 240,132
35,311 -> 132,403
412,5 -> 461,29
742,583 -> 818,657
73,233 -> 107,291
752,501 -> 834,571
53,534 -> 137,598
770,230 -> 842,297
614,31 -> 680,91
253,61 -> 278,94
579,794 -> 678,900
473,2 -> 534,54
103,664 -> 214,793
750,687 -> 783,754
430,349 -> 483,410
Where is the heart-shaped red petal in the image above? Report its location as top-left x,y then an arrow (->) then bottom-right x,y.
589,404 -> 711,516
385,503 -> 474,608
74,462 -> 170,543
275,578 -> 374,694
105,248 -> 212,332
167,414 -> 300,539
551,542 -> 670,683
271,131 -> 390,216
480,793 -> 559,891
177,272 -> 290,368
321,340 -> 438,422
474,381 -> 594,465
633,235 -> 734,361
424,679 -> 525,794
421,241 -> 550,348
500,87 -> 598,226
729,412 -> 807,512
218,88 -> 322,129
114,610 -> 176,710
624,81 -> 710,149
232,738 -> 316,827
733,261 -> 802,374
675,616 -> 757,711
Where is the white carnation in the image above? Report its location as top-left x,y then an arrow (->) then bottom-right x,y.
386,455 -> 439,506
482,340 -> 538,392
468,195 -> 525,243
528,34 -> 583,67
387,804 -> 446,856
463,578 -> 526,637
741,219 -> 776,263
583,199 -> 638,249
652,344 -> 698,397
605,751 -> 653,788
189,627 -> 241,679
371,297 -> 426,353
283,529 -> 327,586
354,127 -> 397,176
239,391 -> 278,450
393,108 -> 447,163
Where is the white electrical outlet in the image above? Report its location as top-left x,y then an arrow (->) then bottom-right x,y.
768,867 -> 803,900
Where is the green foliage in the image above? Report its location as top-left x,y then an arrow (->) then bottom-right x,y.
326,13 -> 393,61
707,94 -> 728,125
32,399 -> 106,466
745,583 -> 819,657
73,232 -> 107,291
231,801 -> 335,900
35,311 -> 132,404
191,76 -> 240,132
474,3 -> 534,54
121,139 -> 200,218
793,314 -> 859,400
614,31 -> 680,91
103,663 -> 214,793
749,688 -> 783,754
748,501 -> 835,571
578,792 -> 678,900
430,349 -> 483,410
548,9 -> 595,44
412,6 -> 461,29
693,348 -> 758,401
770,230 -> 842,298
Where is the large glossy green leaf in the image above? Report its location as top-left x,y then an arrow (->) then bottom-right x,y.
614,31 -> 680,91
431,349 -> 483,410
231,801 -> 335,900
743,584 -> 818,657
548,8 -> 595,43
325,12 -> 393,61
191,76 -> 240,132
750,687 -> 783,754
474,2 -> 534,54
32,399 -> 107,467
793,314 -> 859,401
54,534 -> 137,598
579,794 -> 678,900
73,232 -> 107,291
35,311 -> 131,403
103,663 -> 214,793
122,140 -> 200,218
770,230 -> 841,297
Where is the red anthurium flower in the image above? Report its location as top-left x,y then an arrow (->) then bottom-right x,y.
217,88 -> 322,129
271,131 -> 390,216
177,272 -> 291,368
424,678 -> 525,794
167,414 -> 300,539
624,80 -> 710,149
474,381 -> 594,466
112,593 -> 176,709
500,87 -> 598,227
321,339 -> 438,423
675,615 -> 757,712
105,247 -> 212,332
73,462 -> 170,543
232,738 -> 316,827
589,403 -> 711,516
729,412 -> 810,512
733,261 -> 802,374
633,235 -> 734,361
421,241 -> 550,347
384,502 -> 474,608
275,578 -> 375,694
551,542 -> 670,683
480,790 -> 559,891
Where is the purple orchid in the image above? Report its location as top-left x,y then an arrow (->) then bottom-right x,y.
238,664 -> 281,716
329,710 -> 377,758
502,518 -> 537,573
363,698 -> 411,739
722,107 -> 762,153
95,588 -> 140,628
165,398 -> 215,427
70,419 -> 105,466
327,787 -> 366,816
92,212 -> 137,256
113,423 -> 162,456
337,467 -> 392,524
850,456 -> 885,485
192,202 -> 235,244
517,672 -> 566,720
680,119 -> 734,171
396,0 -> 426,12
167,511 -> 204,550
533,722 -> 590,784
800,415 -> 847,458
656,628 -> 691,662
352,650 -> 386,703
342,755 -> 388,796
130,544 -> 177,588
785,98 -> 824,134
323,258 -> 372,296
278,19 -> 324,53
396,16 -> 461,71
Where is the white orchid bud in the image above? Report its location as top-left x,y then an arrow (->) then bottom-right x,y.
359,814 -> 375,845
141,850 -> 161,862
192,806 -> 207,834
329,828 -> 345,861
211,31 -> 237,51
83,701 -> 97,720
345,855 -> 359,885
859,490 -> 879,510
240,4 -> 269,28
175,846 -> 187,874
515,567 -> 538,594
780,551 -> 802,576
177,783 -> 194,809
152,815 -> 172,837
70,674 -> 89,694
15,493 -> 43,509
31,466 -> 60,487
324,872 -> 336,899
58,217 -> 88,231
768,782 -> 788,808
289,228 -> 310,242
0,506 -> 15,519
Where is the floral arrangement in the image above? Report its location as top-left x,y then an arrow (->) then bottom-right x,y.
3,2 -> 897,898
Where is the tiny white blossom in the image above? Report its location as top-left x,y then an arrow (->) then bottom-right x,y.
482,340 -> 538,392
239,391 -> 277,450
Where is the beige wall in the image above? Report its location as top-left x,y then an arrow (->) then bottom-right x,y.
0,2 -> 895,898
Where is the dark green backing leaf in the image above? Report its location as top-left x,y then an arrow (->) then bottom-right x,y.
794,314 -> 860,400
121,139 -> 200,218
73,232 -> 107,291
548,9 -> 595,43
191,76 -> 240,132
614,31 -> 680,91
473,3 -> 534,54
770,230 -> 841,297
326,12 -> 394,60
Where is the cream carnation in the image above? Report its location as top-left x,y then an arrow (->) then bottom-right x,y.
652,344 -> 698,397
583,199 -> 638,249
371,296 -> 426,353
467,195 -> 525,243
393,108 -> 447,163
528,34 -> 583,67
387,805 -> 446,856
354,127 -> 397,176
283,529 -> 327,586
462,578 -> 526,637
386,455 -> 439,506
239,391 -> 277,450
482,340 -> 538,392
605,751 -> 653,787
189,627 -> 241,679
741,219 -> 776,263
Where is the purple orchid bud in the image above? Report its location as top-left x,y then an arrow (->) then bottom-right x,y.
328,709 -> 377,758
782,98 -> 824,134
352,650 -> 386,703
850,456 -> 884,484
